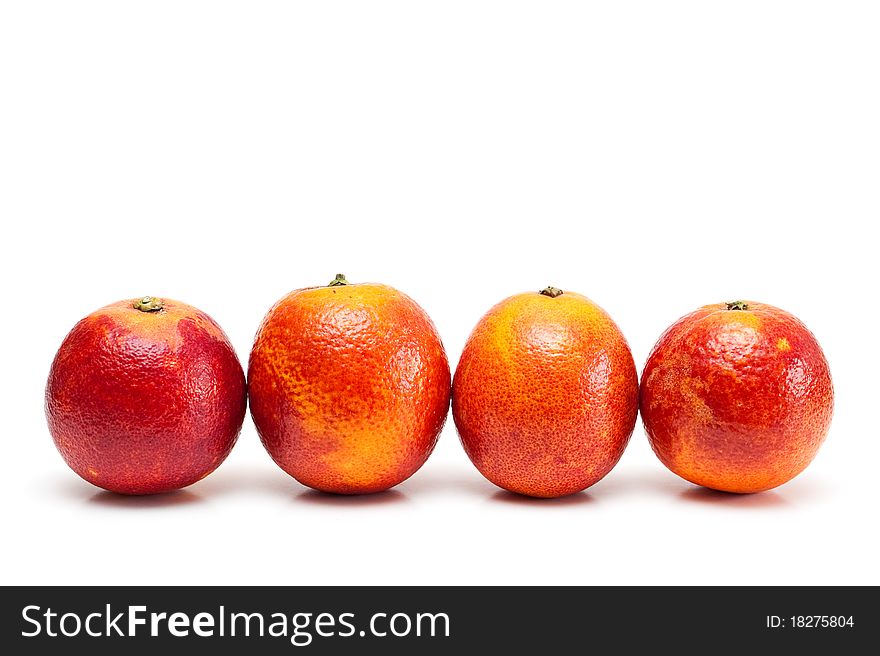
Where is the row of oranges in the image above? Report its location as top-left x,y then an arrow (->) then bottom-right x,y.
46,275 -> 833,499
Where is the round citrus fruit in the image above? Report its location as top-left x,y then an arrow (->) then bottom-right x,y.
640,300 -> 833,493
248,274 -> 451,494
452,287 -> 638,498
46,296 -> 247,495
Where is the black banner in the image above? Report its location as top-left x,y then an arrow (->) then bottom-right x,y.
0,586 -> 871,653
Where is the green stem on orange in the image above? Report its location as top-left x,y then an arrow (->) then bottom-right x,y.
726,300 -> 749,311
540,286 -> 564,298
133,296 -> 163,312
327,273 -> 349,287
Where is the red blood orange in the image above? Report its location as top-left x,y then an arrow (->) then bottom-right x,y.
640,301 -> 833,493
46,296 -> 246,495
452,287 -> 639,498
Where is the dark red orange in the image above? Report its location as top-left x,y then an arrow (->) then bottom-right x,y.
46,297 -> 246,494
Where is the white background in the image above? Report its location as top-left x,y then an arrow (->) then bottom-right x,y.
1,2 -> 877,586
